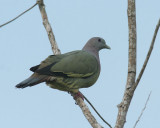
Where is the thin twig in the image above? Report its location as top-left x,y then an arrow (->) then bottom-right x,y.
83,94 -> 112,128
133,91 -> 152,128
0,3 -> 37,28
76,96 -> 104,128
133,19 -> 160,90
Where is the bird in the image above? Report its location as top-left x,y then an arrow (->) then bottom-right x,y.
16,37 -> 110,97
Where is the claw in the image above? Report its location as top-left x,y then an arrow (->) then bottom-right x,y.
71,91 -> 84,101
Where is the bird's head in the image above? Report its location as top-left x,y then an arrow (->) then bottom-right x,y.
83,37 -> 111,52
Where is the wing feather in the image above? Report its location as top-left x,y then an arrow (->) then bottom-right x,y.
35,51 -> 98,78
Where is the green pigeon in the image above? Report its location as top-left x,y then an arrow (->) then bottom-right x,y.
16,37 -> 110,94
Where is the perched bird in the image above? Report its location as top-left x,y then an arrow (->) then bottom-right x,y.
16,37 -> 110,95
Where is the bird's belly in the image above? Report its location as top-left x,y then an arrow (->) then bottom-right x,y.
46,72 -> 100,92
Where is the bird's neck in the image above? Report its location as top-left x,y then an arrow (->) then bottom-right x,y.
82,47 -> 100,64
82,47 -> 101,73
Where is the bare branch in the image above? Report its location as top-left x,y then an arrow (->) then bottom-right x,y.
83,94 -> 112,128
133,92 -> 152,128
37,0 -> 61,55
76,97 -> 104,128
115,0 -> 137,128
115,2 -> 160,127
0,3 -> 37,28
37,0 -> 103,127
133,19 -> 160,90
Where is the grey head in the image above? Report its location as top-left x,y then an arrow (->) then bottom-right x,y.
82,37 -> 111,53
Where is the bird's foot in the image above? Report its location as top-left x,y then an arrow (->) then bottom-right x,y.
70,91 -> 84,101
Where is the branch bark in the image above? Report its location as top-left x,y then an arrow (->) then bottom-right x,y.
37,0 -> 103,127
76,97 -> 103,128
115,1 -> 160,128
115,0 -> 137,128
37,0 -> 60,55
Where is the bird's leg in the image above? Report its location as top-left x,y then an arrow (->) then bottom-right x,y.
70,91 -> 84,101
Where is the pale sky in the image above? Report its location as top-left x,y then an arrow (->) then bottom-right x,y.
0,0 -> 160,128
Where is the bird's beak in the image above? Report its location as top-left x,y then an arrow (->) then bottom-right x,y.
105,44 -> 111,49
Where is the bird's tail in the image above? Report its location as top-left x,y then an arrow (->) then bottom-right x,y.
16,74 -> 47,88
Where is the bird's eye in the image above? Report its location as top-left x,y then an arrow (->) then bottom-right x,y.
98,39 -> 101,42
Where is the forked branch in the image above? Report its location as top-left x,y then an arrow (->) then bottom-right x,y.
115,0 -> 160,127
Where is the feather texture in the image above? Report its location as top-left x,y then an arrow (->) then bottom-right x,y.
16,37 -> 110,93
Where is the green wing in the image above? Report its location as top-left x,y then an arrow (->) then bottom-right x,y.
34,50 -> 98,78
